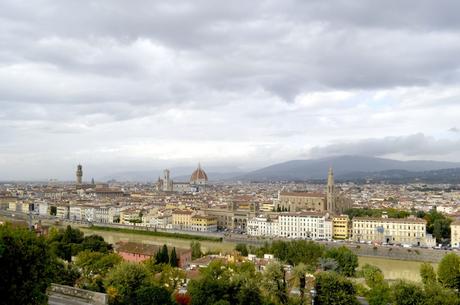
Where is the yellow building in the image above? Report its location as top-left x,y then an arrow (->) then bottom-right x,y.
352,216 -> 434,246
8,201 -> 18,212
451,221 -> 460,248
120,209 -> 142,225
56,205 -> 69,219
172,210 -> 193,230
332,215 -> 351,240
191,215 -> 218,232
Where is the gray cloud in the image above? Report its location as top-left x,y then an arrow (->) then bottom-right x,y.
309,133 -> 460,158
1,1 -> 460,179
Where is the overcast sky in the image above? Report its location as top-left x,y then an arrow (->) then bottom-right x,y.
1,0 -> 460,180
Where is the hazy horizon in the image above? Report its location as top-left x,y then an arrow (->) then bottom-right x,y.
1,1 -> 460,180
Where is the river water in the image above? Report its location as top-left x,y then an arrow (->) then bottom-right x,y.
82,228 -> 435,282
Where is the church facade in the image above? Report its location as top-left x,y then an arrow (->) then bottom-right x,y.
156,164 -> 208,193
276,168 -> 352,215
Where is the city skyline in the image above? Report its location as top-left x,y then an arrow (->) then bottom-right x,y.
1,1 -> 460,180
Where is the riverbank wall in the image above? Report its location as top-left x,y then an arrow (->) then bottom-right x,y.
224,236 -> 451,263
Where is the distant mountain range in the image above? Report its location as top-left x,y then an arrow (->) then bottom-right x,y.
236,155 -> 460,182
104,156 -> 460,184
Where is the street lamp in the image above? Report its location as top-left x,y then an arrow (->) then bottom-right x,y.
310,288 -> 317,305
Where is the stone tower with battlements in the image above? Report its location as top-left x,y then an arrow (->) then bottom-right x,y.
76,164 -> 83,185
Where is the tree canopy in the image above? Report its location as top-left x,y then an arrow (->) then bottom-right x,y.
437,252 -> 460,290
324,246 -> 358,277
0,224 -> 55,305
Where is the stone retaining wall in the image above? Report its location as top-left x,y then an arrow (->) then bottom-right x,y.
48,284 -> 108,305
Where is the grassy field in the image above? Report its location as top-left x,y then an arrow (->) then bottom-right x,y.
81,227 -> 235,253
90,225 -> 223,242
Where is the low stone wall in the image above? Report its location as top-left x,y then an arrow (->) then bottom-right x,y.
48,284 -> 108,305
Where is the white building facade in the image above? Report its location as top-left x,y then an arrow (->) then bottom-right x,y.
247,216 -> 279,237
278,212 -> 332,240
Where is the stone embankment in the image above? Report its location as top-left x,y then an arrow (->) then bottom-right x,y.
48,284 -> 108,305
224,235 -> 451,263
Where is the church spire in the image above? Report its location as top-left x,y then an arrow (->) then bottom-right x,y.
328,167 -> 334,187
327,167 -> 335,213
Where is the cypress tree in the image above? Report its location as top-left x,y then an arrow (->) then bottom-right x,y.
155,249 -> 162,264
170,247 -> 178,267
161,244 -> 169,264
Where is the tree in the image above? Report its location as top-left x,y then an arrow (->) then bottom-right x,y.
80,235 -> 112,253
367,283 -> 391,305
47,225 -> 92,261
424,209 -> 452,242
291,263 -> 311,304
188,260 -> 264,305
391,280 -> 425,305
104,262 -> 152,305
170,247 -> 178,267
262,261 -> 288,305
314,272 -> 359,305
75,250 -> 122,291
360,264 -> 384,289
423,283 -> 460,305
191,241 -> 202,259
318,257 -> 338,272
157,264 -> 186,291
433,218 -> 451,243
49,259 -> 81,287
235,243 -> 249,256
134,284 -> 174,305
324,246 -> 358,277
437,253 -> 460,290
270,240 -> 324,267
419,263 -> 437,285
0,224 -> 55,305
155,244 -> 170,264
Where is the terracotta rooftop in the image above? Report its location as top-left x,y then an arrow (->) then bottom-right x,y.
280,192 -> 325,198
115,241 -> 190,256
353,217 -> 427,224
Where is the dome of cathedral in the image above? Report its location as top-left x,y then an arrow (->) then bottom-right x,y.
190,164 -> 208,183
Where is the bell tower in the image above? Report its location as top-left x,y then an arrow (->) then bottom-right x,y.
76,164 -> 83,185
326,167 -> 335,212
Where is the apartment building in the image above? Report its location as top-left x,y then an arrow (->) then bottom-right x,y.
451,221 -> 460,248
247,215 -> 279,237
56,205 -> 69,219
352,216 -> 434,246
172,210 -> 193,230
278,212 -> 332,240
332,215 -> 351,240
120,209 -> 142,224
191,215 -> 218,232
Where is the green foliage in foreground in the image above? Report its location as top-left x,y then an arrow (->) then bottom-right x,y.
324,246 -> 358,277
252,240 -> 325,267
188,260 -> 266,305
315,272 -> 359,305
437,252 -> 460,291
47,225 -> 112,261
91,225 -> 223,242
104,262 -> 173,305
0,224 -> 55,305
